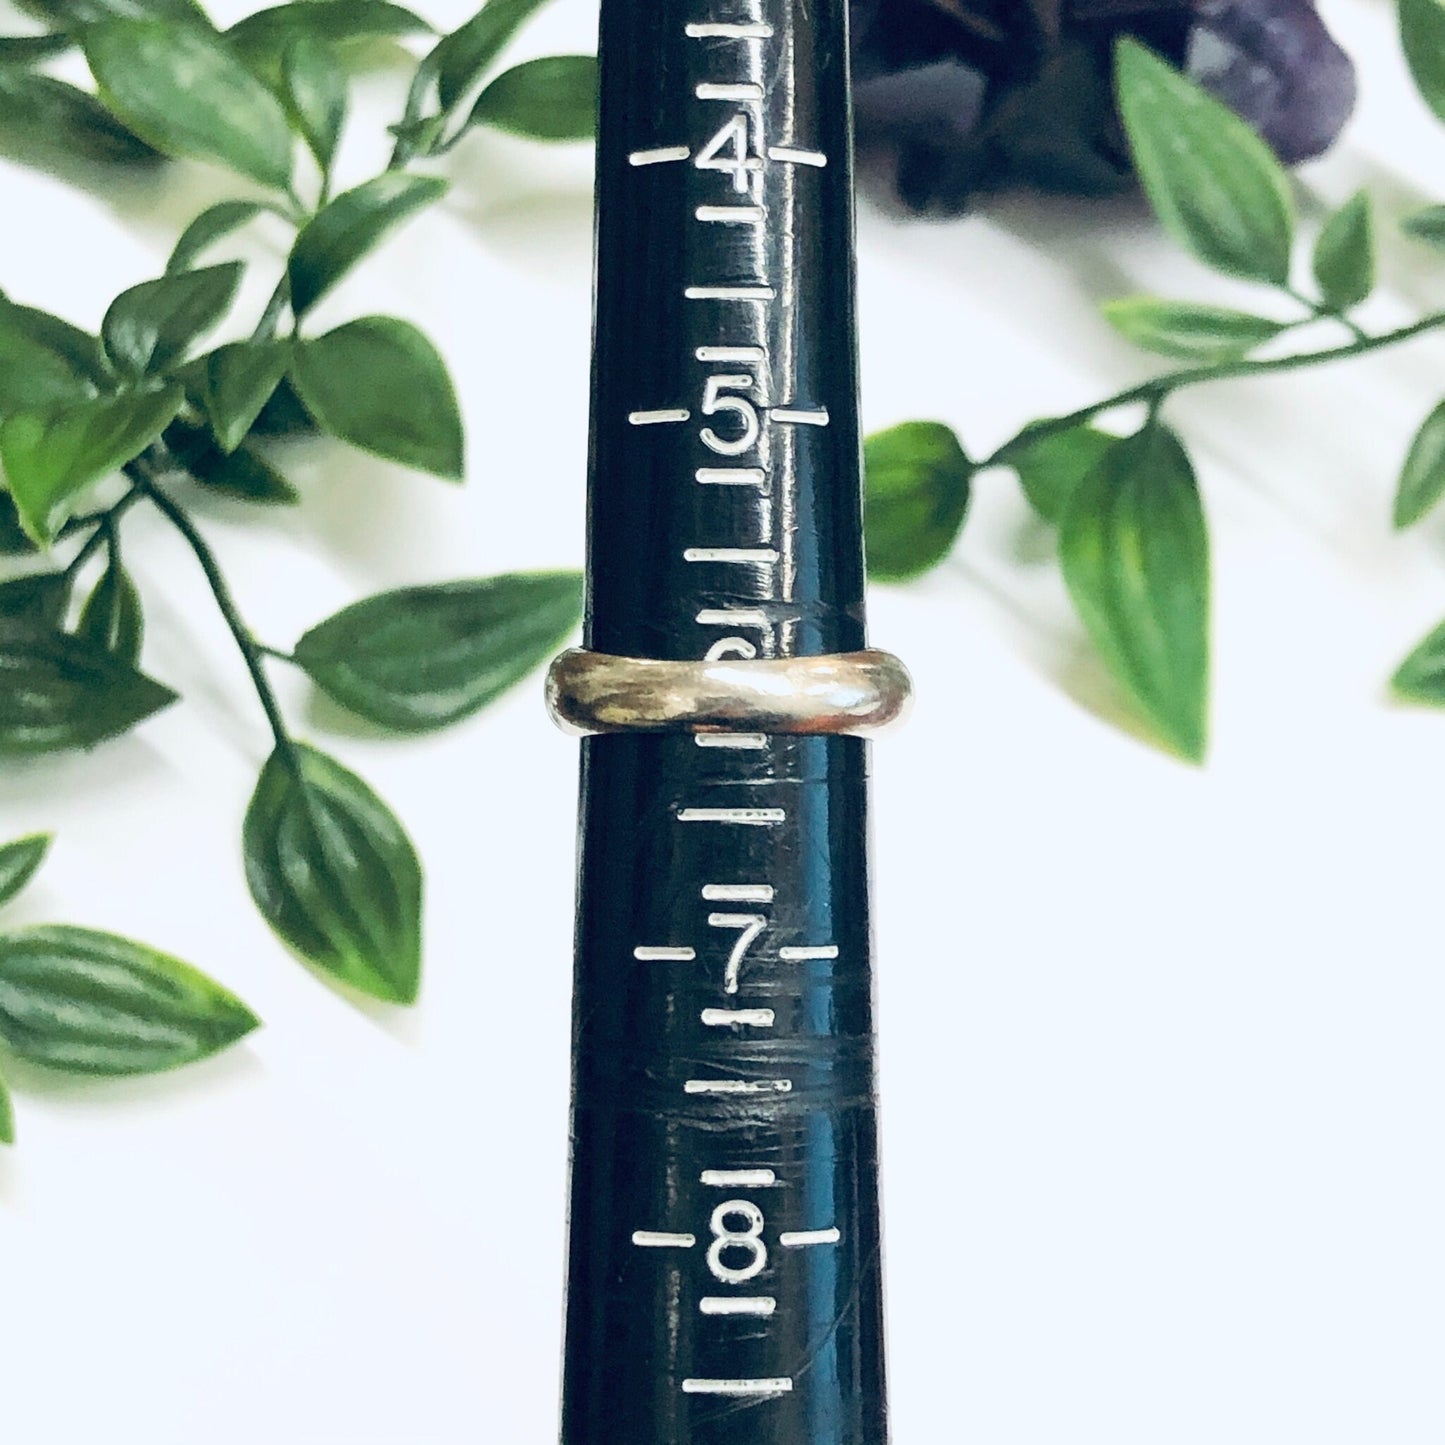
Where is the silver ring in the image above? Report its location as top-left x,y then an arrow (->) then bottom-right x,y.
545,648 -> 912,738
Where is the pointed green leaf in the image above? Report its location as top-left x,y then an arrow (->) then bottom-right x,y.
1402,205 -> 1445,251
1393,619 -> 1445,703
281,34 -> 347,173
1402,0 -> 1445,122
0,70 -> 160,168
0,386 -> 183,542
1101,297 -> 1285,361
0,35 -> 73,67
0,572 -> 70,627
0,297 -> 97,418
0,1071 -> 12,1145
0,622 -> 176,753
1,303 -> 109,386
288,174 -> 446,317
230,1 -> 430,52
468,54 -> 596,141
862,421 -> 972,580
0,834 -> 52,911
1115,36 -> 1294,285
244,743 -> 422,1004
163,418 -> 298,504
295,570 -> 583,731
77,561 -> 143,666
1001,424 -> 1118,525
199,341 -> 288,452
82,19 -> 294,188
0,925 -> 258,1075
435,0 -> 554,110
167,200 -> 267,274
1312,191 -> 1374,312
1059,420 -> 1211,761
1394,399 -> 1445,529
17,0 -> 211,25
102,263 -> 242,377
290,317 -> 462,478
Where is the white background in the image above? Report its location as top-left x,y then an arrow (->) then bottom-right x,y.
2,0 -> 1444,1440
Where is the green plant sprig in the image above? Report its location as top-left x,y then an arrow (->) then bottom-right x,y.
0,0 -> 595,1135
864,12 -> 1445,764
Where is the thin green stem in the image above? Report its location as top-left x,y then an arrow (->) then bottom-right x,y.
1285,283 -> 1368,343
62,487 -> 142,581
131,466 -> 299,770
983,311 -> 1445,465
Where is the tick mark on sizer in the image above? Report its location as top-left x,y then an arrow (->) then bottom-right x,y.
702,883 -> 774,902
685,286 -> 776,301
696,467 -> 766,486
629,408 -> 689,425
632,1231 -> 697,1248
683,1378 -> 793,1396
679,807 -> 785,825
694,734 -> 769,750
629,145 -> 690,166
702,1007 -> 776,1026
684,1079 -> 792,1095
768,146 -> 827,167
700,1168 -> 776,1187
697,206 -> 763,225
685,21 -> 774,38
684,547 -> 779,564
696,82 -> 763,101
779,945 -> 839,961
634,946 -> 696,962
696,608 -> 769,628
696,346 -> 766,363
780,1227 -> 841,1248
772,407 -> 829,426
700,1296 -> 777,1316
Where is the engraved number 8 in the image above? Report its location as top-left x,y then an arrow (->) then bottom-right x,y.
707,1200 -> 767,1284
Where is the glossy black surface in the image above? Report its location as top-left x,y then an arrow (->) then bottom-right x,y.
562,3 -> 886,1441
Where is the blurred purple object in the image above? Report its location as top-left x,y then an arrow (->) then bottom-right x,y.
851,0 -> 1356,213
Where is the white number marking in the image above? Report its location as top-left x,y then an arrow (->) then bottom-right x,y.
684,1078 -> 793,1094
685,21 -> 774,38
629,145 -> 690,166
701,1168 -> 777,1187
701,1007 -> 776,1026
697,345 -> 766,363
709,911 -> 767,993
779,945 -> 839,961
707,1200 -> 767,1283
685,285 -> 776,301
694,734 -> 769,750
683,547 -> 779,564
682,1379 -> 793,1396
696,82 -> 763,101
633,945 -> 697,962
632,1231 -> 697,1248
706,637 -> 758,661
702,884 -> 774,902
678,807 -> 785,824
696,467 -> 766,486
629,408 -> 690,425
768,145 -> 827,167
701,374 -> 759,455
694,113 -> 759,193
771,407 -> 829,426
700,1296 -> 776,1315
779,1227 -> 842,1248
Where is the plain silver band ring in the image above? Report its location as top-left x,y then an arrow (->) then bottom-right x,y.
545,648 -> 912,738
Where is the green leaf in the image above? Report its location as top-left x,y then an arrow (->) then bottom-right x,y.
1402,205 -> 1445,251
0,572 -> 71,627
290,317 -> 462,478
1059,420 -> 1211,761
0,925 -> 257,1075
167,200 -> 267,274
1114,36 -> 1294,285
0,70 -> 160,168
250,375 -> 316,437
1393,619 -> 1445,703
1002,424 -> 1118,525
0,834 -> 52,911
0,1071 -> 12,1145
77,561 -> 143,666
162,418 -> 299,504
295,570 -> 583,731
288,173 -> 446,317
1402,0 -> 1445,123
0,296 -> 97,417
281,33 -> 346,173
1394,400 -> 1445,529
1,386 -> 183,543
0,623 -> 176,753
82,19 -> 294,188
469,54 -> 597,141
435,0 -> 554,110
199,341 -> 288,452
0,34 -> 74,67
862,421 -> 972,580
230,1 -> 430,52
17,0 -> 212,25
244,743 -> 422,1004
101,262 -> 242,377
1312,191 -> 1374,312
0,494 -> 36,555
1,302 -> 109,386
1101,296 -> 1285,361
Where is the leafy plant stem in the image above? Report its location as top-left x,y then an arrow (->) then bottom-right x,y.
985,311 -> 1445,465
62,487 -> 142,582
131,465 -> 299,772
1284,283 -> 1368,343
